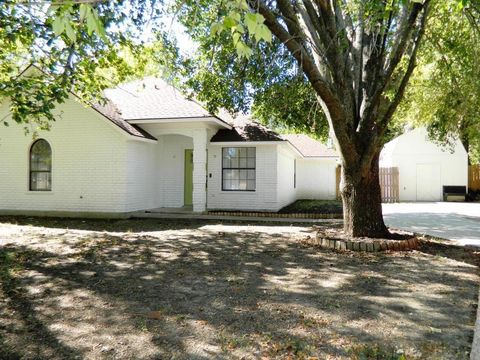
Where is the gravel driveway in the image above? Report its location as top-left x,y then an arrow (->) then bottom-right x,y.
383,202 -> 480,246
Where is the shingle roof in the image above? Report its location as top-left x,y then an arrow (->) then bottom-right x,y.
210,117 -> 284,142
282,134 -> 339,157
104,78 -> 220,120
96,77 -> 234,140
210,119 -> 338,158
92,100 -> 157,140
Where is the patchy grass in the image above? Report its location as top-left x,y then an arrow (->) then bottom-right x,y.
279,199 -> 343,214
0,217 -> 478,359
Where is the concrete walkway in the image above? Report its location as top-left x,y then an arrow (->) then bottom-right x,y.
382,202 -> 480,246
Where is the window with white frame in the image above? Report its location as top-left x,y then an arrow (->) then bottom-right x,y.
30,139 -> 52,191
222,147 -> 256,191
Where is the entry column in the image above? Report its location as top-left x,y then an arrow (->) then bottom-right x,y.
192,129 -> 207,212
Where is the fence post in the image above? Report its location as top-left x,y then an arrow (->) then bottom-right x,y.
469,164 -> 480,191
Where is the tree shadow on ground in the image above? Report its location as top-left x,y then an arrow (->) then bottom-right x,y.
0,248 -> 84,360
417,240 -> 480,267
0,216 -> 327,233
0,220 -> 478,359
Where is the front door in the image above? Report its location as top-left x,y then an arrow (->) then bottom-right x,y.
184,149 -> 193,206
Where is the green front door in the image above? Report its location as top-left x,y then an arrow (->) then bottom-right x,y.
184,149 -> 193,206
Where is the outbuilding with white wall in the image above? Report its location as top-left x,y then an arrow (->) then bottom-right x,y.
380,127 -> 468,201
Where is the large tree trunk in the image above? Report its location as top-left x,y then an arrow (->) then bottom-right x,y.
340,152 -> 389,238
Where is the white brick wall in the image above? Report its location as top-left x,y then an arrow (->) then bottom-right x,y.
125,140 -> 157,211
276,144 -> 297,209
206,144 -> 279,211
0,97 -> 133,213
296,158 -> 338,200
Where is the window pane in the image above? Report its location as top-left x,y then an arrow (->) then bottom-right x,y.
247,180 -> 255,190
232,179 -> 240,190
230,156 -> 239,168
223,169 -> 233,181
227,147 -> 237,158
30,172 -> 51,191
223,179 -> 232,190
247,147 -> 255,157
247,157 -> 255,168
239,179 -> 247,190
239,170 -> 247,180
239,157 -> 247,168
239,147 -> 247,158
223,156 -> 231,168
247,170 -> 255,180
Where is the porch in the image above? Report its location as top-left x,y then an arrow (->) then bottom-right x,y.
135,123 -> 213,213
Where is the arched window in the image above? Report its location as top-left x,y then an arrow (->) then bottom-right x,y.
30,139 -> 52,191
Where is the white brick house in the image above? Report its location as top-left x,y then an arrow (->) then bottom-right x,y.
0,66 -> 338,216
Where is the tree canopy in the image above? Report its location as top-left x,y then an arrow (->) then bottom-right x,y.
0,0 -> 177,132
394,0 -> 480,163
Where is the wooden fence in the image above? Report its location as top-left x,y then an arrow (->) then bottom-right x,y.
469,164 -> 480,190
335,166 -> 399,203
379,167 -> 400,203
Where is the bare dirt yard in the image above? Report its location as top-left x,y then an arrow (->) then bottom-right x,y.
0,217 -> 479,360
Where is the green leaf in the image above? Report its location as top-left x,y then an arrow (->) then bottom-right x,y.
245,12 -> 257,34
86,11 -> 96,35
232,32 -> 240,45
211,22 -> 223,35
233,23 -> 244,34
79,3 -> 90,21
94,16 -> 107,41
230,11 -> 241,22
256,24 -> 272,42
52,16 -> 65,36
223,16 -> 236,29
65,21 -> 76,42
235,40 -> 253,58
